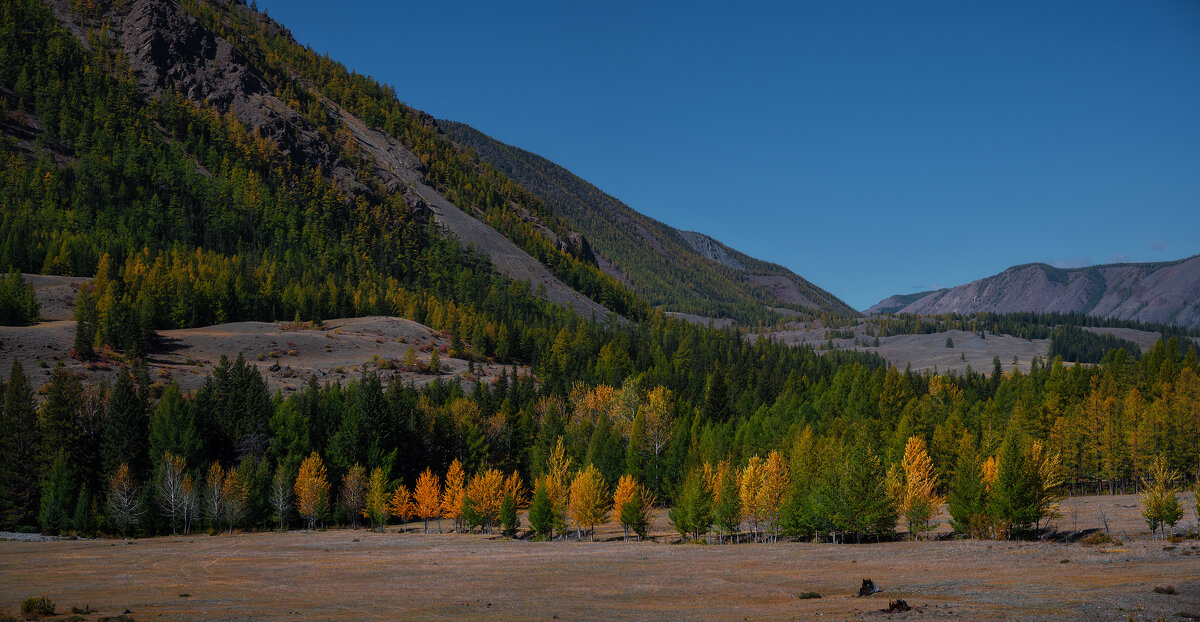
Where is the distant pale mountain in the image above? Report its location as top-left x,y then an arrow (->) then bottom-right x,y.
440,121 -> 855,322
868,255 -> 1200,330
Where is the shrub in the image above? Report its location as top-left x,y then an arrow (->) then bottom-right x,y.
21,596 -> 55,616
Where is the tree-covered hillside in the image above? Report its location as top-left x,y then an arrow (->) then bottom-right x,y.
441,120 -> 855,325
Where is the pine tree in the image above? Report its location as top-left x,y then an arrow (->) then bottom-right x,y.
499,492 -> 519,537
670,468 -> 712,541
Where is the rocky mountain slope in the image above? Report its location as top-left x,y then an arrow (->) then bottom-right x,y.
868,255 -> 1200,330
36,0 -> 614,320
440,121 -> 855,322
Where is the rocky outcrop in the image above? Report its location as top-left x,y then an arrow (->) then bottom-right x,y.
867,256 -> 1200,330
40,0 -> 615,320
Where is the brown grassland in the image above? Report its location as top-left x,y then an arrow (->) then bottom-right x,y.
1,494 -> 1198,621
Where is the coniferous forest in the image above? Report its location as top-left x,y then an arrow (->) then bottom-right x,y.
1,0 -> 1198,550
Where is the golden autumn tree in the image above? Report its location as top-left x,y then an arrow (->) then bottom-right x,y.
568,464 -> 611,541
412,468 -> 442,533
442,459 -> 465,533
739,455 -> 766,541
221,464 -> 249,534
757,451 -> 789,543
543,436 -> 573,534
612,474 -> 639,541
465,468 -> 506,534
898,436 -> 943,540
295,451 -> 329,529
363,466 -> 391,530
390,484 -> 412,530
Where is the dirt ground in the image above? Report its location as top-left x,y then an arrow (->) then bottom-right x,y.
2,494 -> 1198,621
763,322 -> 1162,375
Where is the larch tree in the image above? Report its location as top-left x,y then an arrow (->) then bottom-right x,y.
713,463 -> 742,544
465,468 -> 505,534
412,467 -> 442,533
898,436 -> 943,540
758,451 -> 789,543
221,464 -> 249,533
155,452 -> 187,535
1140,457 -> 1183,540
389,484 -> 411,530
543,437 -> 572,535
442,459 -> 466,533
107,463 -> 142,536
612,474 -> 639,541
363,466 -> 391,531
204,462 -> 226,530
739,455 -> 766,541
295,451 -> 329,530
269,465 -> 293,531
568,464 -> 611,541
341,463 -> 367,528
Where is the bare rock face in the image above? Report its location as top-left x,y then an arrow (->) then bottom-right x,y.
867,255 -> 1200,330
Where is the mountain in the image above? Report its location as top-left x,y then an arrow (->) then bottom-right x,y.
3,0 -> 645,337
868,255 -> 1200,330
439,121 -> 856,323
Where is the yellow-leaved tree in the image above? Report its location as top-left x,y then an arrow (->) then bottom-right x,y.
465,468 -> 505,534
390,484 -> 412,530
612,474 -> 639,541
898,436 -> 943,540
757,451 -> 789,543
442,459 -> 465,533
568,464 -> 611,541
295,452 -> 329,529
412,468 -> 442,533
363,466 -> 391,530
543,437 -> 573,534
739,455 -> 766,541
221,464 -> 249,534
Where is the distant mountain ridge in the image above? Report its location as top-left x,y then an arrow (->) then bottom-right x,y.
868,255 -> 1200,330
439,120 -> 855,322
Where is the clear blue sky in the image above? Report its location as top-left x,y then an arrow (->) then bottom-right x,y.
257,0 -> 1200,311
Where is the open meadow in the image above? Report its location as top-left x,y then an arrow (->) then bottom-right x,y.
2,494 -> 1198,621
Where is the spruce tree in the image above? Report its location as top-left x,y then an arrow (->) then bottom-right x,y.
947,441 -> 988,538
1,360 -> 39,528
102,370 -> 149,482
528,479 -> 554,539
38,451 -> 74,535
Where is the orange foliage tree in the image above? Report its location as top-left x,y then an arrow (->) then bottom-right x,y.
442,459 -> 465,533
412,468 -> 442,533
295,452 -> 329,529
568,464 -> 611,541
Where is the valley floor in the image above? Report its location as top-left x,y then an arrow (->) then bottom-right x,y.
2,495 -> 1197,621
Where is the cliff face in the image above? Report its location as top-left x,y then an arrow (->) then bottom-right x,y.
867,256 -> 1200,330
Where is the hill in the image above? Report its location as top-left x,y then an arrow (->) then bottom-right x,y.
867,255 -> 1200,330
440,120 -> 855,323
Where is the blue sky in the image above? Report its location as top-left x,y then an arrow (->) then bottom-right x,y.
257,0 -> 1200,311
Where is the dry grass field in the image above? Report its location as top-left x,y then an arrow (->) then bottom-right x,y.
2,494 -> 1198,621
